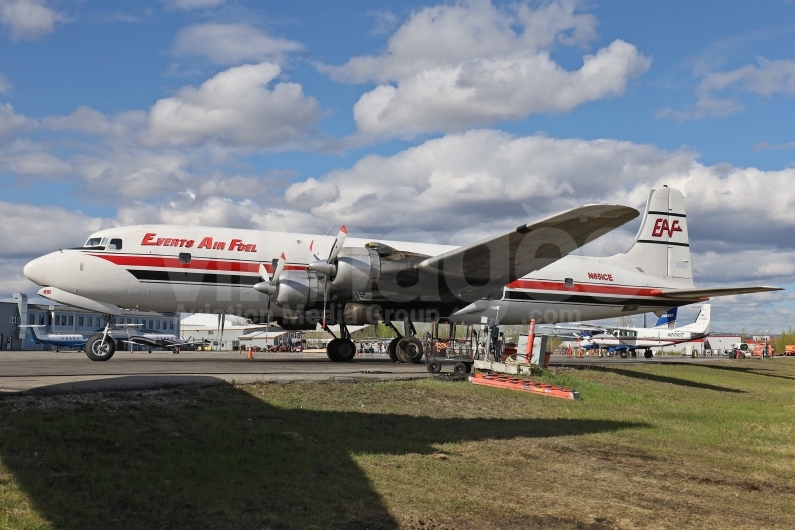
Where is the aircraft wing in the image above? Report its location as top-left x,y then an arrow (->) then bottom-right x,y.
419,204 -> 638,300
652,286 -> 783,300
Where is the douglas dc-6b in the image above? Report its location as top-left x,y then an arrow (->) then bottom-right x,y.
23,187 -> 780,362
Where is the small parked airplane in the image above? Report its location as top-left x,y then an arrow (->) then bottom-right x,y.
119,324 -> 207,353
547,304 -> 709,358
21,325 -> 88,352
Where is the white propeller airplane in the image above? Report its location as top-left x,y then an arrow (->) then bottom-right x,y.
23,187 -> 780,362
118,324 -> 208,354
545,304 -> 710,358
21,325 -> 88,352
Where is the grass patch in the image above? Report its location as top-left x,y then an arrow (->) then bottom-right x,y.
1,360 -> 794,529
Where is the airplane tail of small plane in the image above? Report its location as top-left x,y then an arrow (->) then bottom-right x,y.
676,304 -> 711,334
20,325 -> 44,342
606,187 -> 693,284
653,308 -> 677,328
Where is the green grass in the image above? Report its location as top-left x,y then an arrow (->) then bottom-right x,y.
1,359 -> 794,529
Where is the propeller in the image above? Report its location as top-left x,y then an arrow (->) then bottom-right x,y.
307,225 -> 346,277
253,252 -> 286,296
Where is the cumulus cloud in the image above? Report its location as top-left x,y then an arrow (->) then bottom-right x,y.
659,57 -> 795,121
0,103 -> 34,138
173,23 -> 303,66
282,129 -> 795,284
142,62 -> 322,149
0,202 -> 108,259
162,0 -> 225,11
0,0 -> 63,40
321,0 -> 649,139
44,105 -> 147,138
0,150 -> 71,176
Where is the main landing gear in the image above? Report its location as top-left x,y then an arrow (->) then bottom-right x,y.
385,317 -> 424,364
644,349 -> 653,359
325,322 -> 357,362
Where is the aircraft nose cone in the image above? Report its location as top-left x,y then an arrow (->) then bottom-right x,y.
24,256 -> 49,286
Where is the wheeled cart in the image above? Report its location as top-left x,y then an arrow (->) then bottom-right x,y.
425,319 -> 477,375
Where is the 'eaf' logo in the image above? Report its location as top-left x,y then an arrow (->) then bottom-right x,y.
652,218 -> 683,238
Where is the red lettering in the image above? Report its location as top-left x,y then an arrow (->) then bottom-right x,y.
141,233 -> 157,246
197,237 -> 213,249
652,217 -> 684,238
229,239 -> 242,251
250,244 -> 257,252
213,242 -> 226,250
670,220 -> 682,236
244,244 -> 253,252
170,239 -> 180,247
164,238 -> 172,246
185,240 -> 194,248
156,238 -> 166,246
587,272 -> 613,282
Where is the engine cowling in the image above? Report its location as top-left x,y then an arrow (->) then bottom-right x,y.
270,270 -> 325,310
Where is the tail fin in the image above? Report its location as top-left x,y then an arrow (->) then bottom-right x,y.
677,304 -> 710,334
653,308 -> 677,328
20,325 -> 44,342
609,187 -> 692,281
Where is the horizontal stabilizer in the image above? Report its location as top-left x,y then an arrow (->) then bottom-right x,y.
37,287 -> 122,316
652,286 -> 782,300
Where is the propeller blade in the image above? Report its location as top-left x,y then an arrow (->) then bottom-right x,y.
259,263 -> 270,282
326,225 -> 347,263
271,252 -> 286,285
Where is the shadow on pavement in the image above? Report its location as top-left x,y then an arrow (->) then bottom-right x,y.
0,378 -> 646,529
579,366 -> 746,393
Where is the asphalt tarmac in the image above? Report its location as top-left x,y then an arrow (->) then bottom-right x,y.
0,349 -> 752,395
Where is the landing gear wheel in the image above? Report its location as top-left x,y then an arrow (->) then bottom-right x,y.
453,362 -> 467,375
427,360 -> 442,374
336,338 -> 356,362
173,347 -> 179,354
148,348 -> 153,353
56,347 -> 60,352
387,337 -> 401,363
620,351 -> 628,358
396,337 -> 424,364
326,338 -> 342,362
644,349 -> 653,359
85,334 -> 116,361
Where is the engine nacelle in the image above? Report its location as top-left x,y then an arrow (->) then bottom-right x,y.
272,270 -> 325,310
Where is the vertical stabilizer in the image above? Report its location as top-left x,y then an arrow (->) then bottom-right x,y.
677,304 -> 710,334
653,308 -> 677,328
614,187 -> 692,281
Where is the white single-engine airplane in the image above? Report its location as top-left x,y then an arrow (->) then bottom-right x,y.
23,187 -> 780,362
119,324 -> 208,354
545,304 -> 710,358
21,325 -> 88,352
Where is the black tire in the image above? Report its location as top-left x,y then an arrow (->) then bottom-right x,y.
397,337 -> 424,364
644,350 -> 653,359
173,347 -> 179,354
453,362 -> 467,375
85,334 -> 116,361
56,347 -> 60,352
336,339 -> 356,362
148,348 -> 153,353
388,337 -> 401,363
620,351 -> 628,358
326,338 -> 342,362
427,360 -> 442,374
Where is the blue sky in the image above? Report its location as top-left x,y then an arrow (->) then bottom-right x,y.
1,0 -> 793,332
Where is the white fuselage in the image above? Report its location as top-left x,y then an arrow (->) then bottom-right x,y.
24,224 -> 695,325
582,328 -> 705,350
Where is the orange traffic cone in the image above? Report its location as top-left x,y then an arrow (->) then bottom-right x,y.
247,347 -> 253,359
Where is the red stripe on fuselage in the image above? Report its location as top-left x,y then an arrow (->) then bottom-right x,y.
91,254 -> 305,273
506,279 -> 662,298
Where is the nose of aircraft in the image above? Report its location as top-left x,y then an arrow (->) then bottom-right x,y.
24,256 -> 49,286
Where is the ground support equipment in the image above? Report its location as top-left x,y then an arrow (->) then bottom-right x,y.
469,373 -> 580,400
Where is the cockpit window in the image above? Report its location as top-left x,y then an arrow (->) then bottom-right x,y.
85,237 -> 103,247
109,238 -> 123,250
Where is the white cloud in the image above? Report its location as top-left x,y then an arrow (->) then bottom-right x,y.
142,62 -> 322,149
321,0 -> 649,139
283,129 -> 795,284
0,103 -> 34,138
162,0 -> 225,11
0,72 -> 10,93
0,150 -> 71,176
43,105 -> 147,138
659,57 -> 795,120
0,202 -> 107,259
0,0 -> 63,40
173,23 -> 303,66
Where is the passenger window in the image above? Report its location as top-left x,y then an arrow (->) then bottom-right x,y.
109,238 -> 123,250
179,253 -> 191,264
